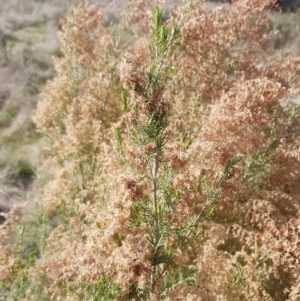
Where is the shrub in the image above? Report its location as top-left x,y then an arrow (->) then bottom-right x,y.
1,0 -> 300,300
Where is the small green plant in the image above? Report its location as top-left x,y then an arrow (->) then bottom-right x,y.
115,5 -> 242,299
17,159 -> 35,180
0,225 -> 49,301
0,203 -> 56,299
81,276 -> 119,301
0,107 -> 19,128
232,262 -> 244,284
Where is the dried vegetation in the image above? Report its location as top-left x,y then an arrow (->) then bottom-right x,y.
1,0 -> 300,300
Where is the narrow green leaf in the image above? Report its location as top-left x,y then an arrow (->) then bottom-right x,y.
183,139 -> 191,152
114,127 -> 122,145
153,5 -> 162,30
133,103 -> 138,116
120,91 -> 127,112
147,65 -> 156,85
160,25 -> 168,47
156,135 -> 163,148
130,132 -> 140,145
224,155 -> 242,174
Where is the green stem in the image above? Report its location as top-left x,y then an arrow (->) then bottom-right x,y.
150,154 -> 160,294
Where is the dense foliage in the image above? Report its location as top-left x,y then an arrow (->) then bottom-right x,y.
1,0 -> 300,300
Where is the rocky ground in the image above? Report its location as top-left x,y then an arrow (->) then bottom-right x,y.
0,0 -> 299,222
